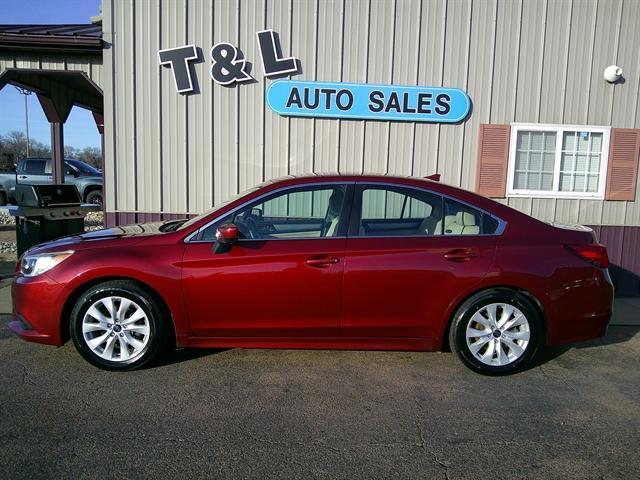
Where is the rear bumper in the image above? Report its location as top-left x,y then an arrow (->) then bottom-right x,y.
10,274 -> 67,346
546,268 -> 614,346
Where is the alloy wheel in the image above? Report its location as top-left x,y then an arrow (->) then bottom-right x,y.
81,296 -> 151,362
465,302 -> 531,367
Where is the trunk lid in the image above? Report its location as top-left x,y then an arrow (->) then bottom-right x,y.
547,222 -> 597,243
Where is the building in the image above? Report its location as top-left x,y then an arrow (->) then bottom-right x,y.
0,0 -> 639,295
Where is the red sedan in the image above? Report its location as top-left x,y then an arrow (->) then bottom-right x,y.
9,174 -> 613,375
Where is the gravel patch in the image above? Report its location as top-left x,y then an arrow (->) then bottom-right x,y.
0,242 -> 17,255
0,211 -> 15,225
84,211 -> 105,231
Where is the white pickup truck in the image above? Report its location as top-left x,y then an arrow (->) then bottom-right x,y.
0,157 -> 103,206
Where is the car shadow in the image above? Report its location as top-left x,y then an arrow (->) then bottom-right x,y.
148,347 -> 230,369
528,325 -> 640,370
148,327 -> 640,371
573,325 -> 640,349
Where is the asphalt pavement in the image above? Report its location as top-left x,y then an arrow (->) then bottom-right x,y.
1,286 -> 639,479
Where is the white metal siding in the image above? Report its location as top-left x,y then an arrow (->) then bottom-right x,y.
102,0 -> 640,226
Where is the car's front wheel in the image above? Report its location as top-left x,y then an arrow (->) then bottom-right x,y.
70,280 -> 167,370
85,189 -> 103,205
449,289 -> 542,375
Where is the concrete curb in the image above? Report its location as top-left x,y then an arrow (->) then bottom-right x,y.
610,298 -> 640,326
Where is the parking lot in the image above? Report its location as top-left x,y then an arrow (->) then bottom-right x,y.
0,284 -> 638,480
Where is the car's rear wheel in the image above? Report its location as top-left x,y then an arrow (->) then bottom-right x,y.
449,289 -> 542,375
70,280 -> 166,370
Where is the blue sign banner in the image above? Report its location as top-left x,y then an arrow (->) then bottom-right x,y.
266,80 -> 471,123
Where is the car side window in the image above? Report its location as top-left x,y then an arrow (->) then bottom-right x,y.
22,160 -> 46,174
443,199 -> 500,235
199,184 -> 349,241
356,185 -> 443,237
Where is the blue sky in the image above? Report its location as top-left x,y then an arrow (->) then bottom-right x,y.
0,0 -> 102,150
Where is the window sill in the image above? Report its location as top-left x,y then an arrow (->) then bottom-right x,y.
507,191 -> 604,201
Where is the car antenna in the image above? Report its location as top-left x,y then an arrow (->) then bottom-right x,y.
425,173 -> 440,181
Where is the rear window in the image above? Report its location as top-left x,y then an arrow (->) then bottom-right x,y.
443,199 -> 500,235
358,185 -> 443,237
22,160 -> 46,174
355,185 -> 502,237
483,215 -> 500,234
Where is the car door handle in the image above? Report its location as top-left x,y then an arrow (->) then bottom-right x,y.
444,248 -> 478,262
18,175 -> 27,179
305,257 -> 340,268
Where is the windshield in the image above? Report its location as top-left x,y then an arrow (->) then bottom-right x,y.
66,159 -> 101,175
177,185 -> 263,231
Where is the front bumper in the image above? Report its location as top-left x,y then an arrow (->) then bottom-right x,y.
9,274 -> 67,346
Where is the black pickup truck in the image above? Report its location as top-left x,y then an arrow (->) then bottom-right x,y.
0,157 -> 103,206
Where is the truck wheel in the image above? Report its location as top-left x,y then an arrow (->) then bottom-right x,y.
85,189 -> 103,205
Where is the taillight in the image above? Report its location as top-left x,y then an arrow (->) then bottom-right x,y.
566,244 -> 610,268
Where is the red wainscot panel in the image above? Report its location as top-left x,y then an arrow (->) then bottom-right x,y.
590,225 -> 640,297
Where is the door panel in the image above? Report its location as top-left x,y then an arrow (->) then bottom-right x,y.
20,173 -> 51,184
182,239 -> 345,337
256,218 -> 324,237
361,218 -> 423,235
342,236 -> 496,338
343,183 -> 498,339
18,159 -> 51,184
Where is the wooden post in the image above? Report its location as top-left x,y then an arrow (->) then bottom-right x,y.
50,122 -> 64,184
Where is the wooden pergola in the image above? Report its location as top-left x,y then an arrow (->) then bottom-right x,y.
0,23 -> 103,184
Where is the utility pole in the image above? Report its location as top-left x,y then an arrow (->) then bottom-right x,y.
14,87 -> 32,157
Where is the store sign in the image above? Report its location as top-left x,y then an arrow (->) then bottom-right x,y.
158,30 -> 299,92
267,81 -> 470,123
158,30 -> 471,123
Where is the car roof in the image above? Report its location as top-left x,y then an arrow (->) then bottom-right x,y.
262,172 -> 434,187
269,172 -> 413,181
264,172 -> 486,202
21,157 -> 77,162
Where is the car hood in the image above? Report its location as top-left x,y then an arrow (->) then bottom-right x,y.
79,175 -> 103,183
26,221 -> 183,254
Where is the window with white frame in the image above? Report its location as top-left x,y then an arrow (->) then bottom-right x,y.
507,124 -> 610,199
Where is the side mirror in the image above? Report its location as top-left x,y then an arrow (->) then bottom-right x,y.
216,223 -> 239,245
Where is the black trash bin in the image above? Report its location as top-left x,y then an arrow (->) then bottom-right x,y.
10,184 -> 101,256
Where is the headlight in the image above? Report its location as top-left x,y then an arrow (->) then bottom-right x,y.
20,251 -> 74,277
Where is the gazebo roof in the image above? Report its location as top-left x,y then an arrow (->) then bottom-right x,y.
0,23 -> 102,54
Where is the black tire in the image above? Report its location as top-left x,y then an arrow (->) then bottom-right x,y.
0,191 -> 7,206
70,280 -> 167,370
85,189 -> 103,205
449,288 -> 542,375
